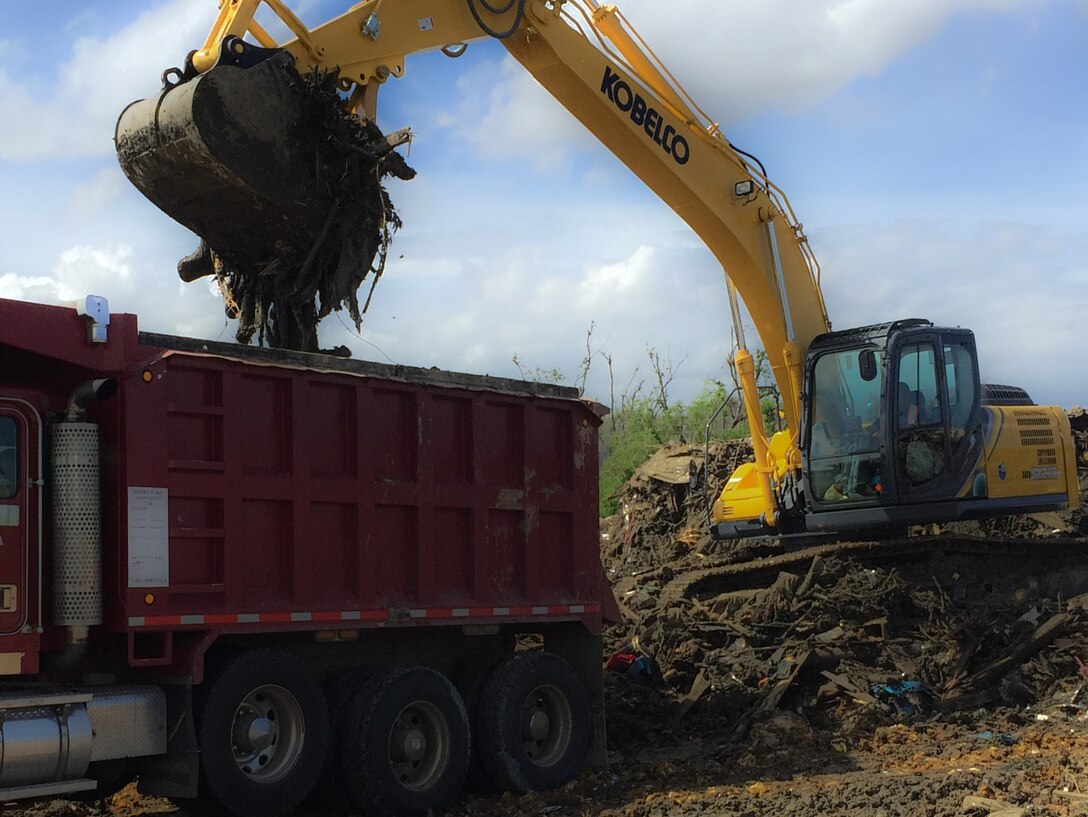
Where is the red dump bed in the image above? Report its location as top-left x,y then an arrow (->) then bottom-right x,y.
121,335 -> 610,635
0,299 -> 613,660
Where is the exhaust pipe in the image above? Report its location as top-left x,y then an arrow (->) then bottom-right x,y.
53,379 -> 118,641
66,378 -> 118,422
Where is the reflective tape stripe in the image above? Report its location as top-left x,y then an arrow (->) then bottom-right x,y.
127,603 -> 601,628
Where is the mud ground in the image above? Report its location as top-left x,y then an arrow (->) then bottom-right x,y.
17,706 -> 1088,817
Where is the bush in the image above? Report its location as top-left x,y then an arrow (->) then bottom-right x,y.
598,383 -> 772,517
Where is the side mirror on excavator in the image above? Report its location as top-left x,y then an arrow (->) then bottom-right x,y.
859,349 -> 878,382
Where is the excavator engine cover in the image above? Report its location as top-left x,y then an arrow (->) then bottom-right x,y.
115,50 -> 414,350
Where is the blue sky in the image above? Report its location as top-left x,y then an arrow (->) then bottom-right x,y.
1,0 -> 1086,409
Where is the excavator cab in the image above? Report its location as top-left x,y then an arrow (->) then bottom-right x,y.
801,320 -> 1075,534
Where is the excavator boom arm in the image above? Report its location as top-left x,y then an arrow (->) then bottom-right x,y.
142,0 -> 835,524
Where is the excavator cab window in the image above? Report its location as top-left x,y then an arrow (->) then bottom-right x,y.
893,336 -> 980,492
808,348 -> 887,506
895,341 -> 946,487
0,418 -> 17,500
943,341 -> 978,442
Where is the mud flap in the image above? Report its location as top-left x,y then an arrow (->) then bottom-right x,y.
136,681 -> 199,799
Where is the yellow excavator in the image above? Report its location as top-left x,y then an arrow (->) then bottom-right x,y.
115,0 -> 1078,539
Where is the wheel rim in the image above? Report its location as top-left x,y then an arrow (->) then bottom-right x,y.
388,700 -> 451,791
230,684 -> 306,782
519,684 -> 572,768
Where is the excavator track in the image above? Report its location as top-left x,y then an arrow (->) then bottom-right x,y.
659,535 -> 1088,605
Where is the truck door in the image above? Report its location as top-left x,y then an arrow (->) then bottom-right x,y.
0,403 -> 37,633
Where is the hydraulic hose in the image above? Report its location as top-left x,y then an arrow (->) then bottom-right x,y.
467,0 -> 526,39
728,141 -> 768,182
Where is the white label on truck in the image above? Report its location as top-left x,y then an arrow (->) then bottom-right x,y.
128,487 -> 169,587
418,17 -> 434,31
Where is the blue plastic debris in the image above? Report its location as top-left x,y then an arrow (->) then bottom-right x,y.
870,680 -> 934,716
975,730 -> 1019,746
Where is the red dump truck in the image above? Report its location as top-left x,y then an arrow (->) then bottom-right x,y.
0,295 -> 616,817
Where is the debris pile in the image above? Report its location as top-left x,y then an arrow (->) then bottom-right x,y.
603,412 -> 1088,754
600,439 -> 754,580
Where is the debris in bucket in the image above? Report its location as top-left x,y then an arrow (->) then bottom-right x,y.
209,69 -> 414,351
117,56 -> 415,352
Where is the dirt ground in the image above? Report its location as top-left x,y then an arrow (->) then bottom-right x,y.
31,714 -> 1086,817
19,712 -> 1088,817
9,410 -> 1088,817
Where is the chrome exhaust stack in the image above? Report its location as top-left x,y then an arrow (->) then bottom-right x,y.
52,379 -> 118,638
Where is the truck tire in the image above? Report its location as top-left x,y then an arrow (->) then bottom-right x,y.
476,651 -> 590,793
309,669 -> 373,816
457,655 -> 506,793
196,650 -> 329,817
340,666 -> 470,817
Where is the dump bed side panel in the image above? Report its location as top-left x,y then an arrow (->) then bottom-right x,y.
119,352 -> 602,629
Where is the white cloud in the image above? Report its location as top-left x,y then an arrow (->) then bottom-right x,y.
612,0 -> 1022,115
435,0 -> 1027,166
0,0 -> 217,160
2,244 -> 132,303
65,166 -> 127,222
0,241 -> 232,342
63,9 -> 103,34
816,219 -> 1088,408
318,227 -> 731,403
437,57 -> 597,168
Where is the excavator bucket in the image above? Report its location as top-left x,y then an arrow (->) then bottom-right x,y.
115,51 -> 413,350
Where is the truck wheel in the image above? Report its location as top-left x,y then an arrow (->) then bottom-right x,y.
477,652 -> 590,793
340,666 -> 470,817
197,650 -> 328,817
